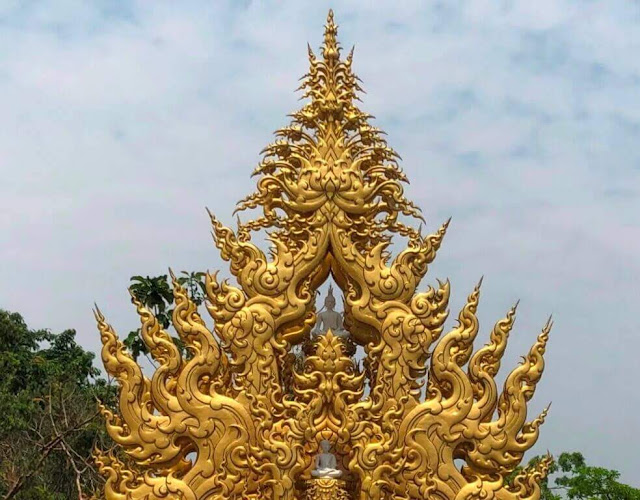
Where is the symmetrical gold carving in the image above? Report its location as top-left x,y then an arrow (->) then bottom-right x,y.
94,10 -> 553,499
303,478 -> 352,500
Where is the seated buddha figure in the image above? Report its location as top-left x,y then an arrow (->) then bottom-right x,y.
313,285 -> 348,338
311,440 -> 343,479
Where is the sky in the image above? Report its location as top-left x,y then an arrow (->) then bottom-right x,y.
1,0 -> 640,486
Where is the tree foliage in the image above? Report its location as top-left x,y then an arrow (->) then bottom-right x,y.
509,452 -> 640,500
553,452 -> 640,499
0,309 -> 115,499
123,272 -> 206,362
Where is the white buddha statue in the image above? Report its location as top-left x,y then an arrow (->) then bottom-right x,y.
311,440 -> 343,479
313,285 -> 348,338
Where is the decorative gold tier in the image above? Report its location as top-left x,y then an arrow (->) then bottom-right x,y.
302,478 -> 353,500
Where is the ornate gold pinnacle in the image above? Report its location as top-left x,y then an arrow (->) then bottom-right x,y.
94,10 -> 553,500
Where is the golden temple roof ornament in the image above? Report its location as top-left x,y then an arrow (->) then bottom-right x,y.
94,10 -> 553,500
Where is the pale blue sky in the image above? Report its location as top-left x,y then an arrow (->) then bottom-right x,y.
1,0 -> 639,485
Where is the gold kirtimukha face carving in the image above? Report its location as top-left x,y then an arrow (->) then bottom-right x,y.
94,10 -> 553,500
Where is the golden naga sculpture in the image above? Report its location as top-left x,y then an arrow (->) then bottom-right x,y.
94,10 -> 553,500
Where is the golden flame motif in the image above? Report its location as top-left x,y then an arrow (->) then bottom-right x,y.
94,10 -> 553,500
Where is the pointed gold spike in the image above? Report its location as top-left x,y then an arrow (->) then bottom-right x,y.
322,9 -> 339,63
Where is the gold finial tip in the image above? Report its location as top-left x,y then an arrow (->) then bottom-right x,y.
545,314 -> 554,329
322,9 -> 339,61
92,304 -> 106,322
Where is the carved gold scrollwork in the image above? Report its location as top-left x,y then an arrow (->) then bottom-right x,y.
303,478 -> 353,500
94,10 -> 553,500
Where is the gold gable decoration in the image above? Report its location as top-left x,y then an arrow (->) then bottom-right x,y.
94,11 -> 553,500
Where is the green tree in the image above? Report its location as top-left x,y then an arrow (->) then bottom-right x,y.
0,309 -> 115,499
509,452 -> 640,500
128,275 -> 174,325
554,452 -> 640,499
124,272 -> 205,362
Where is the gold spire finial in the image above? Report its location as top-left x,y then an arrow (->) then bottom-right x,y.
235,9 -> 423,250
322,9 -> 340,63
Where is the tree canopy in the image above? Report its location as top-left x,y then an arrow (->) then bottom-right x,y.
508,452 -> 640,500
0,309 -> 114,499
